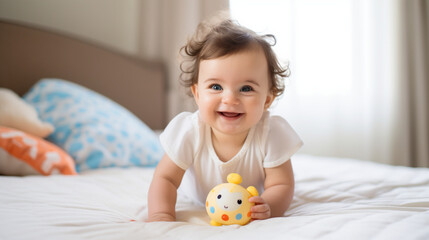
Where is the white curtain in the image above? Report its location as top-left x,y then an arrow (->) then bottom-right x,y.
138,0 -> 229,121
231,0 -> 429,167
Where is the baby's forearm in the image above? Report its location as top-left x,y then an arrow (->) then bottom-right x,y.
261,183 -> 294,217
147,176 -> 178,221
147,154 -> 185,222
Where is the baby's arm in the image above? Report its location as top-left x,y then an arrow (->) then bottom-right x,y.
249,160 -> 295,219
147,154 -> 185,222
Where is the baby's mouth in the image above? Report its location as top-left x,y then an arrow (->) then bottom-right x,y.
218,112 -> 243,118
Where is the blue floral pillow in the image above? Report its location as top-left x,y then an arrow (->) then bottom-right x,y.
23,79 -> 163,172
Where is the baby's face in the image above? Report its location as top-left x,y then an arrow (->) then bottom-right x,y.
192,46 -> 273,138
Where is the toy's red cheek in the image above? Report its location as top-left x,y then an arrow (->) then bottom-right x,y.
206,201 -> 208,207
222,214 -> 229,221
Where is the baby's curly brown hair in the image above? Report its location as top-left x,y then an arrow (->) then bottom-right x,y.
179,18 -> 289,97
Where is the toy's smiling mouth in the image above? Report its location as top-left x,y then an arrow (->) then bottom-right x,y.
224,205 -> 228,209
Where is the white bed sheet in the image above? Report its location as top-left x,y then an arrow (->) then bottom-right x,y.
1,154 -> 428,240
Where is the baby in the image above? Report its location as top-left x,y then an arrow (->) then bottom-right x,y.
147,18 -> 303,222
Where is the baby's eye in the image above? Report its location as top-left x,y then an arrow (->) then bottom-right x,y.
210,84 -> 222,91
240,85 -> 253,92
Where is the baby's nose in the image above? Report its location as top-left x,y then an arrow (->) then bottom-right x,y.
222,91 -> 239,105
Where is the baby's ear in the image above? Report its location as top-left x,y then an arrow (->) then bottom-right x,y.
264,93 -> 275,110
191,84 -> 199,101
247,186 -> 259,197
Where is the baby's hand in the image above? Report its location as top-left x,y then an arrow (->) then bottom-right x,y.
248,196 -> 271,220
146,213 -> 175,222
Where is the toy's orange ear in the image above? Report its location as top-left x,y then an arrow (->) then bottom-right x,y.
247,186 -> 259,197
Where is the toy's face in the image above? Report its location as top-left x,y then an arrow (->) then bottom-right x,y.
206,183 -> 253,226
215,188 -> 243,212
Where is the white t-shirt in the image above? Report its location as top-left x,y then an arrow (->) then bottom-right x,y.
159,111 -> 303,205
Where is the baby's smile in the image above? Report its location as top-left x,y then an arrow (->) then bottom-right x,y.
218,111 -> 244,119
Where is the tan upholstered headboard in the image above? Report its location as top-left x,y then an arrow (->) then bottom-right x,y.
0,20 -> 166,130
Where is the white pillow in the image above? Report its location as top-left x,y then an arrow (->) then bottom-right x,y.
0,88 -> 54,137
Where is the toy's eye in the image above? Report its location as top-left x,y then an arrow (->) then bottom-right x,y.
217,194 -> 222,199
237,199 -> 242,205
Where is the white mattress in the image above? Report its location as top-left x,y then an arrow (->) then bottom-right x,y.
1,154 -> 428,240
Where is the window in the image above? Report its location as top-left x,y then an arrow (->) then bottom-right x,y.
230,0 -> 399,163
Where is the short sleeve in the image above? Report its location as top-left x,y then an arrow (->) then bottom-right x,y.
263,116 -> 303,168
159,112 -> 199,170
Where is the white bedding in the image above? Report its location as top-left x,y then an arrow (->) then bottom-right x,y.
1,154 -> 428,240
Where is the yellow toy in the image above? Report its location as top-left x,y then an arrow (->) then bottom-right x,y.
206,173 -> 259,226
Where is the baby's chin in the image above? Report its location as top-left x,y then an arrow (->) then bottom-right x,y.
210,124 -> 251,137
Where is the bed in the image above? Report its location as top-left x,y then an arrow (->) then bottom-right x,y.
1,20 -> 429,240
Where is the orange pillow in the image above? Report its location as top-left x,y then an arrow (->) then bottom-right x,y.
0,126 -> 77,176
